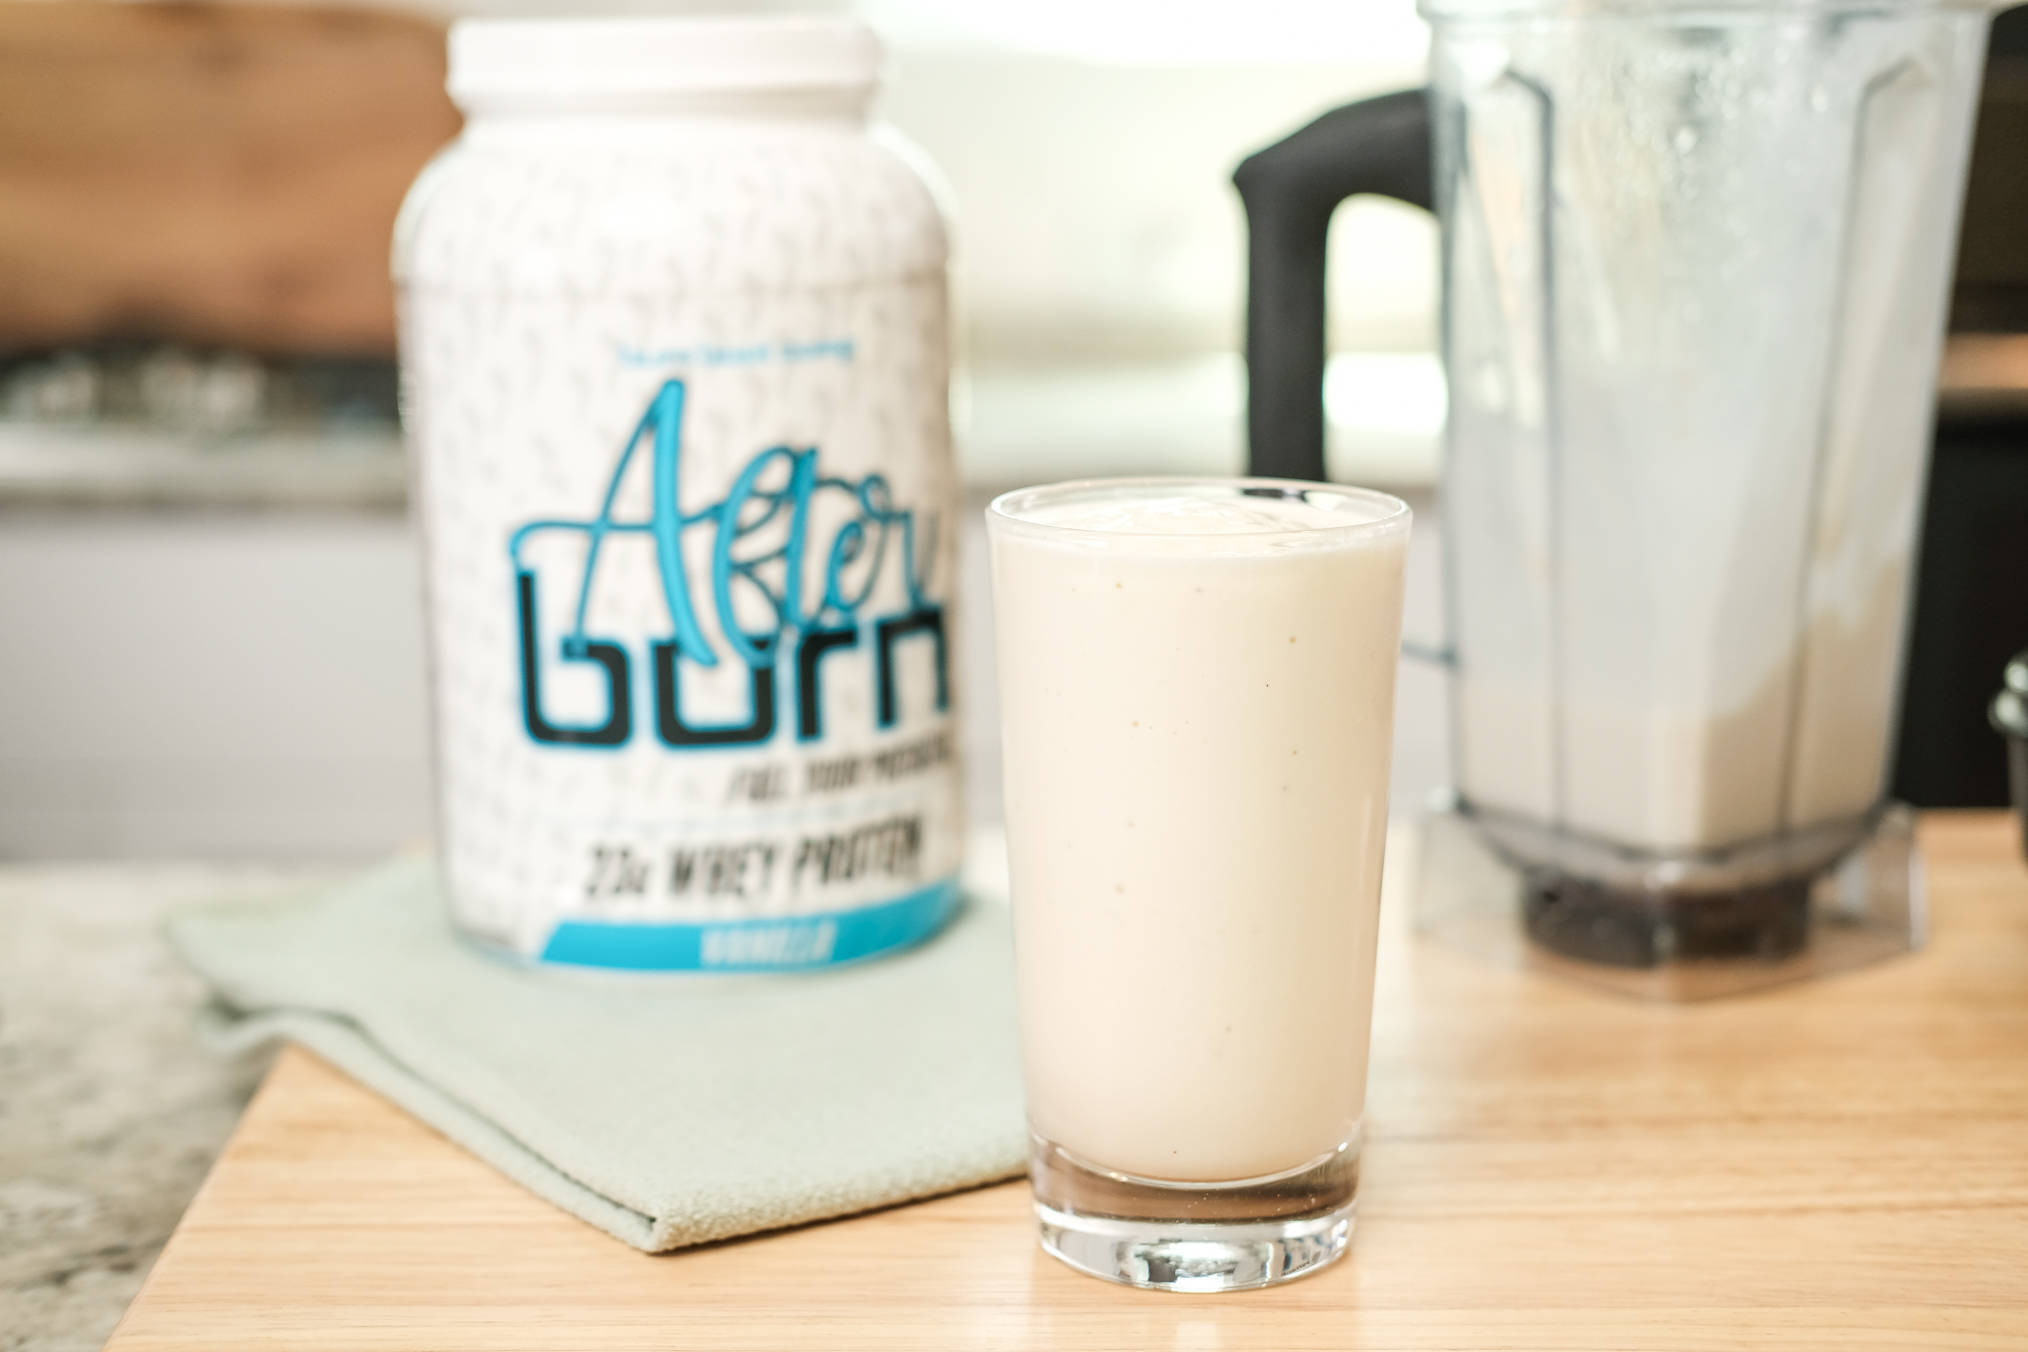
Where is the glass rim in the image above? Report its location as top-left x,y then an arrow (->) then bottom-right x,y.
985,476 -> 1412,546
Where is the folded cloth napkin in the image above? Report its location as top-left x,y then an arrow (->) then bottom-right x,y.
170,853 -> 1028,1251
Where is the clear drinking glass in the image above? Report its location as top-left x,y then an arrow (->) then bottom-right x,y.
986,477 -> 1411,1291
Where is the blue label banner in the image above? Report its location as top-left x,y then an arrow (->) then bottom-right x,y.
537,877 -> 963,972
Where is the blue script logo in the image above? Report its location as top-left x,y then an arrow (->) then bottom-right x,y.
508,379 -> 948,750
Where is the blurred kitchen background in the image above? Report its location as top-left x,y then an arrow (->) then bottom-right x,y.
1,0 -> 2024,859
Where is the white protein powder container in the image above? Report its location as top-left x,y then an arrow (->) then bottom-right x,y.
393,17 -> 963,970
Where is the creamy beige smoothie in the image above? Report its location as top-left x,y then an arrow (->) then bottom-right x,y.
988,480 -> 1410,1184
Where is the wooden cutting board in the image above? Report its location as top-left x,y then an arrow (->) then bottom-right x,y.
107,813 -> 2028,1351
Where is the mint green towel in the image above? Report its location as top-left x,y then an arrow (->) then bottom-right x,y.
170,854 -> 1027,1251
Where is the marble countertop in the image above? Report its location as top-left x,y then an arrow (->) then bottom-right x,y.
0,864 -> 330,1352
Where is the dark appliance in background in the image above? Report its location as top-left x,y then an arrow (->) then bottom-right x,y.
1894,4 -> 2028,808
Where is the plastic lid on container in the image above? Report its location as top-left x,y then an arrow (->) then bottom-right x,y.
447,16 -> 882,114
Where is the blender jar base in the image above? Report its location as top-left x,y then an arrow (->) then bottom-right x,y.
1412,799 -> 1925,1001
1521,871 -> 1813,967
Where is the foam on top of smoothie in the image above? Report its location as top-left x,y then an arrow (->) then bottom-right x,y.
1006,487 -> 1405,552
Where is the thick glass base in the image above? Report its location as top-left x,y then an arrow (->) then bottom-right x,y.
1028,1134 -> 1357,1292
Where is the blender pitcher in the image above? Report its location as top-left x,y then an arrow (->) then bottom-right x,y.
1238,0 -> 1996,975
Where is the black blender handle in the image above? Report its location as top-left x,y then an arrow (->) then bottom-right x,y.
1234,88 -> 1434,483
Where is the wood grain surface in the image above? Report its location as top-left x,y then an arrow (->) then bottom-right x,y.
0,2 -> 458,355
107,813 -> 2028,1350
